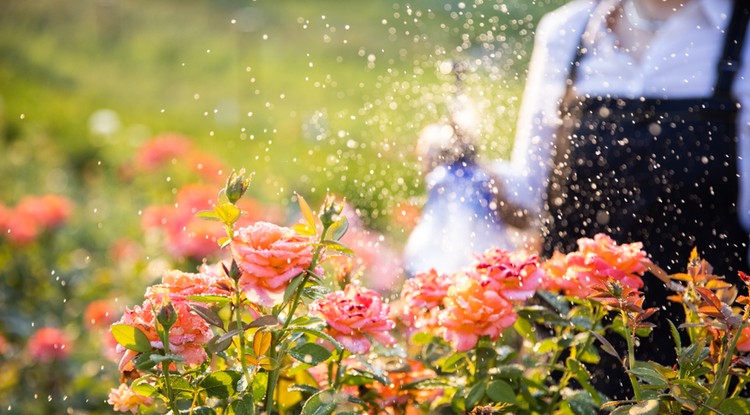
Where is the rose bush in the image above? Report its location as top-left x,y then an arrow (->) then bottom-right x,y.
106,172 -> 750,415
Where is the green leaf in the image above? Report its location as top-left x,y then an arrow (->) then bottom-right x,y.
410,331 -> 435,346
252,372 -> 268,403
465,381 -> 486,409
328,216 -> 349,241
320,240 -> 355,256
340,375 -> 375,386
628,362 -> 668,387
200,370 -> 241,399
719,397 -> 750,414
131,377 -> 158,397
232,393 -> 255,415
302,285 -> 330,300
667,319 -> 681,350
214,203 -> 241,225
284,274 -> 306,303
111,324 -> 152,353
564,390 -> 598,415
300,389 -> 336,415
150,353 -> 184,363
289,342 -> 332,365
134,352 -> 158,371
196,210 -> 221,221
186,295 -> 231,306
292,223 -> 317,237
441,352 -> 468,373
297,194 -> 317,231
486,380 -> 516,404
401,377 -> 453,390
292,327 -> 343,353
513,316 -> 536,344
590,331 -> 621,361
206,333 -> 233,354
289,316 -> 323,327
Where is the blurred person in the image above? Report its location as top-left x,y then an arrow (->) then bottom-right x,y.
490,0 -> 750,398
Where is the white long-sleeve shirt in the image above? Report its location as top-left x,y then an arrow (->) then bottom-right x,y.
497,0 -> 750,259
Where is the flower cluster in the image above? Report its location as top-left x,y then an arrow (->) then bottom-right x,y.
542,234 -> 649,298
0,194 -> 73,245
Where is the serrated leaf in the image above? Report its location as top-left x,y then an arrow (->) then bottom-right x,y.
200,370 -> 241,399
297,194 -> 317,231
253,330 -> 272,357
232,394 -> 255,415
111,324 -> 152,353
300,388 -> 336,415
328,216 -> 349,241
187,294 -> 231,306
486,380 -> 516,404
289,342 -> 332,365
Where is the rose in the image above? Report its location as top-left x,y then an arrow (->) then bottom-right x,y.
311,284 -> 396,354
439,274 -> 517,352
472,248 -> 545,301
113,300 -> 211,372
26,327 -> 70,363
108,383 -> 154,414
231,221 -> 315,307
145,269 -> 233,304
396,269 -> 451,332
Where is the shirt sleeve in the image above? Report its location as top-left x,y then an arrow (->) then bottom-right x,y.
490,4 -> 589,216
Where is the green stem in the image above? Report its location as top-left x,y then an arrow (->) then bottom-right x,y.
264,332 -> 279,413
623,310 -> 642,401
331,349 -> 347,390
235,291 -> 253,391
701,307 -> 749,413
157,322 -> 180,414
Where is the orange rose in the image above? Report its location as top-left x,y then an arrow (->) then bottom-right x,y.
439,275 -> 517,352
231,222 -> 315,307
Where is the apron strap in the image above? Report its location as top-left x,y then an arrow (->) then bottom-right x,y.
715,0 -> 750,99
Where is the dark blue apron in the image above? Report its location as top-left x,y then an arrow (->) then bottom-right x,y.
541,0 -> 750,398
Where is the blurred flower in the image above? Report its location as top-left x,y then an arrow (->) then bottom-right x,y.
26,327 -> 71,363
0,334 -> 8,356
310,284 -> 396,354
439,275 -> 517,352
4,209 -> 39,245
340,224 -> 404,294
472,248 -> 545,301
134,133 -> 193,172
737,326 -> 750,353
371,358 -> 441,410
231,221 -> 315,307
543,234 -> 648,298
114,300 -> 211,371
396,268 -> 451,332
85,300 -> 119,329
109,238 -> 143,265
15,194 -> 74,229
107,382 -> 154,414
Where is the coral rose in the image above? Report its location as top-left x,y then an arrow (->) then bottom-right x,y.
397,269 -> 451,332
108,383 -> 154,413
145,269 -> 233,304
231,221 -> 315,307
439,275 -> 517,352
114,300 -> 211,371
472,248 -> 545,301
26,327 -> 71,362
310,284 -> 396,354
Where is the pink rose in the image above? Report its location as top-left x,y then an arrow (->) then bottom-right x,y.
26,327 -> 71,363
145,269 -> 233,304
231,222 -> 315,307
439,275 -> 517,352
472,248 -> 545,302
108,383 -> 154,414
397,269 -> 451,331
114,300 -> 211,371
311,284 -> 396,354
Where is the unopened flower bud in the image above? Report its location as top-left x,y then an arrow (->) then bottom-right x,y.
320,194 -> 344,228
156,302 -> 178,331
225,169 -> 252,204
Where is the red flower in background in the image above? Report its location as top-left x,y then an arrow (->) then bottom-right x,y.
1,194 -> 74,245
26,327 -> 71,363
85,300 -> 119,329
134,134 -> 193,172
